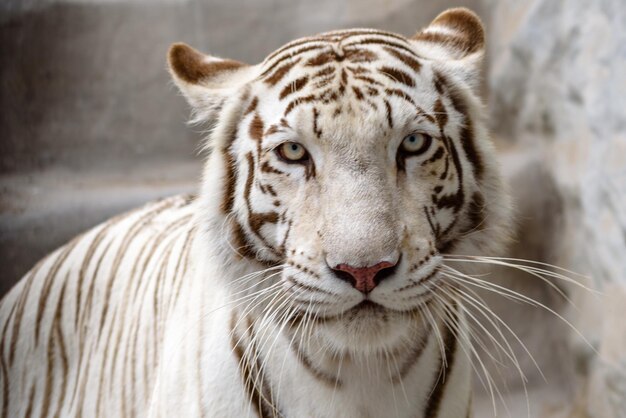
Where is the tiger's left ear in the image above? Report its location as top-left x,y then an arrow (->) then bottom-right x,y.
410,8 -> 485,89
168,43 -> 257,123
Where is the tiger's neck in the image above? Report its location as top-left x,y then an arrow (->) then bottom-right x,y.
150,239 -> 473,418
226,304 -> 473,418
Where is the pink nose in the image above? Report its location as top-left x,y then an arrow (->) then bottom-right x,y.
332,261 -> 397,293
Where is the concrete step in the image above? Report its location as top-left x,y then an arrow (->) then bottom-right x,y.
0,160 -> 201,295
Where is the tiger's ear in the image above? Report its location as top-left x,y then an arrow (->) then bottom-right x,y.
168,43 -> 255,123
410,8 -> 485,88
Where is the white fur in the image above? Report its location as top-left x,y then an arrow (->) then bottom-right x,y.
0,9 -> 512,418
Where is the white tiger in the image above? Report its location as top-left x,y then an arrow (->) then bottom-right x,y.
0,8 -> 513,418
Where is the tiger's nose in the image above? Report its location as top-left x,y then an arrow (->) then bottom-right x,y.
330,259 -> 399,294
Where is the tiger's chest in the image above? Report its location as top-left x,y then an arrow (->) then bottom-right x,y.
151,270 -> 472,418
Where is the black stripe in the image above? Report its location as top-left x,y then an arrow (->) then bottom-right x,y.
263,38 -> 328,65
325,29 -> 410,43
423,304 -> 459,418
378,66 -> 415,87
385,88 -> 416,107
230,313 -> 281,418
261,54 -> 306,85
0,303 -> 16,418
434,71 -> 484,180
383,46 -> 422,73
9,258 -> 43,365
288,331 -> 342,387
279,75 -> 309,100
391,324 -> 432,382
51,279 -> 69,418
75,213 -> 128,329
35,237 -> 81,345
97,199 -> 176,340
262,29 -> 408,67
344,38 -> 419,60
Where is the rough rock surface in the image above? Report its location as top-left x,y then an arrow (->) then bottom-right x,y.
485,0 -> 626,416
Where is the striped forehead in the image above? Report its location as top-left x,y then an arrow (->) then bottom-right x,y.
258,29 -> 423,92
253,30 -> 433,138
260,29 -> 416,67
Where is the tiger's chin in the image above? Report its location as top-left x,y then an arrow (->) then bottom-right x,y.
310,301 -> 425,356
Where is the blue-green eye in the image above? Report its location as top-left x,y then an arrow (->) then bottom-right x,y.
399,133 -> 432,155
276,142 -> 309,163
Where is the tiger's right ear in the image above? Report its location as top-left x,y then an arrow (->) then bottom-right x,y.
410,8 -> 485,90
167,43 -> 255,123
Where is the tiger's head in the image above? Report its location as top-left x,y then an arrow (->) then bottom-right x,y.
169,8 -> 512,354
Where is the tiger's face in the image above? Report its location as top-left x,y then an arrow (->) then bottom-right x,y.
169,9 -> 511,354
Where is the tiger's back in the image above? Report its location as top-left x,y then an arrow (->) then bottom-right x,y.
0,194 -> 198,418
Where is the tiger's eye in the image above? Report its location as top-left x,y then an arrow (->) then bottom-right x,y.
399,133 -> 432,155
276,142 -> 309,163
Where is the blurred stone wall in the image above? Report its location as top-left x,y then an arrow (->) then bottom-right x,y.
486,0 -> 626,416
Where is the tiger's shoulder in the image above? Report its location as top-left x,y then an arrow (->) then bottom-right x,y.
2,192 -> 199,317
0,194 -> 199,416
3,193 -> 197,305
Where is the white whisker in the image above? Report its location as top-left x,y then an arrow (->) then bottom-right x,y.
442,265 -> 598,354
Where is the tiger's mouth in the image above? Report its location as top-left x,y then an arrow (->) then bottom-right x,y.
350,300 -> 385,313
343,300 -> 391,322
